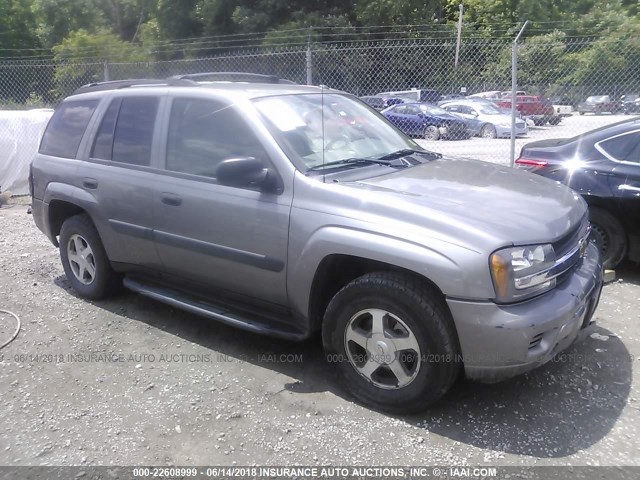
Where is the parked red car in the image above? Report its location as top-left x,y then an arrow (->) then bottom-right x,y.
494,95 -> 561,126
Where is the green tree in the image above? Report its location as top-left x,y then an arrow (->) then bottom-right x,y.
482,31 -> 573,94
51,29 -> 147,98
0,0 -> 41,55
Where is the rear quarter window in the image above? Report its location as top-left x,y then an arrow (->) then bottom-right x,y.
597,131 -> 640,163
39,99 -> 99,159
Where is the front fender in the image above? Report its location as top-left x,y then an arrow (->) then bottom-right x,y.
287,225 -> 493,322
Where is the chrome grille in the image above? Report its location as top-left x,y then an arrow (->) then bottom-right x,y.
515,217 -> 591,291
553,214 -> 590,258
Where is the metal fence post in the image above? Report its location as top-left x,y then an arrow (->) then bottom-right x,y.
510,21 -> 528,167
103,58 -> 110,82
306,28 -> 313,85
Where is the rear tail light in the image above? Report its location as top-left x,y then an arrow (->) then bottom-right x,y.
515,158 -> 548,171
28,164 -> 34,197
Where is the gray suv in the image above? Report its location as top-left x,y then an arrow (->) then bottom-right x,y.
31,74 -> 603,412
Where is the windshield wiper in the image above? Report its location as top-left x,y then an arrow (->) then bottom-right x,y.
306,157 -> 393,172
377,148 -> 442,160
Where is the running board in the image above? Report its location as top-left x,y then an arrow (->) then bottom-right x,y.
122,277 -> 307,341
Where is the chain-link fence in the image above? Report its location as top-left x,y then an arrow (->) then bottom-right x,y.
2,32 -> 640,192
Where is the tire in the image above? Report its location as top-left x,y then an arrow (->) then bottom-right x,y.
59,213 -> 121,300
549,116 -> 562,125
589,207 -> 627,269
480,124 -> 497,139
424,125 -> 440,141
322,271 -> 461,413
579,111 -> 585,115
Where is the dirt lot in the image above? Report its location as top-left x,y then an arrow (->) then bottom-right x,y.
0,199 -> 639,467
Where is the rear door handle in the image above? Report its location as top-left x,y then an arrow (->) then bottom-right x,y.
618,184 -> 640,193
161,193 -> 182,206
82,178 -> 98,189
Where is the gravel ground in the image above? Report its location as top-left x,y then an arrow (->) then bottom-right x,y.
0,200 -> 639,467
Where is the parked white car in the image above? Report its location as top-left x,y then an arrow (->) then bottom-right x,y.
440,100 -> 528,138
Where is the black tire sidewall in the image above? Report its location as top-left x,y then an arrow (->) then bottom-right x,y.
425,125 -> 440,140
59,214 -> 119,300
323,274 -> 459,412
589,207 -> 627,269
481,124 -> 496,138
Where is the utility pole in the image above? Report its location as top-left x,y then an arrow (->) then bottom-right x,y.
454,4 -> 464,68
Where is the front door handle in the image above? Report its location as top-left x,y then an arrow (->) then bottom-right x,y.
161,193 -> 182,206
82,178 -> 98,189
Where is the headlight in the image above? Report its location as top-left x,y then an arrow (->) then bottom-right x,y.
490,244 -> 556,303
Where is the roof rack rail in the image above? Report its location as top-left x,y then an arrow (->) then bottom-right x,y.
169,72 -> 297,85
73,78 -> 196,95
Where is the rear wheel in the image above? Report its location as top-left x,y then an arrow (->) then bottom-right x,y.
424,125 -> 440,141
589,207 -> 627,269
59,214 -> 121,299
549,116 -> 562,125
480,124 -> 497,138
322,272 -> 461,413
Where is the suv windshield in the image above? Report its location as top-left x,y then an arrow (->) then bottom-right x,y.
253,93 -> 421,171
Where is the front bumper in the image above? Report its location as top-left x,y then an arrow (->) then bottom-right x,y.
447,241 -> 603,383
496,124 -> 528,137
438,124 -> 470,139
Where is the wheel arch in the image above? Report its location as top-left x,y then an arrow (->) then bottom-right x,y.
48,200 -> 90,245
307,254 -> 451,334
43,182 -> 99,246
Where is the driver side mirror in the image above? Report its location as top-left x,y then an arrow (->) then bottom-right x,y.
216,157 -> 279,193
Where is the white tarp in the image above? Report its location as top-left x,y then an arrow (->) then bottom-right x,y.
0,109 -> 54,195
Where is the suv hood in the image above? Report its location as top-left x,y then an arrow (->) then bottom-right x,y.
351,157 -> 585,248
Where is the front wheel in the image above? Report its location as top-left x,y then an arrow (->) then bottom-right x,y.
480,124 -> 497,138
589,207 -> 627,269
59,214 -> 121,300
322,272 -> 461,413
424,125 -> 440,141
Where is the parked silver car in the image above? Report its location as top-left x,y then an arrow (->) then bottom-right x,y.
31,74 -> 602,413
440,100 -> 528,138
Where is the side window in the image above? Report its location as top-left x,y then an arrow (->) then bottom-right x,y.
166,98 -> 267,179
598,131 -> 640,163
91,98 -> 121,160
392,105 -> 406,114
39,100 -> 98,159
111,97 -> 159,166
445,105 -> 459,113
